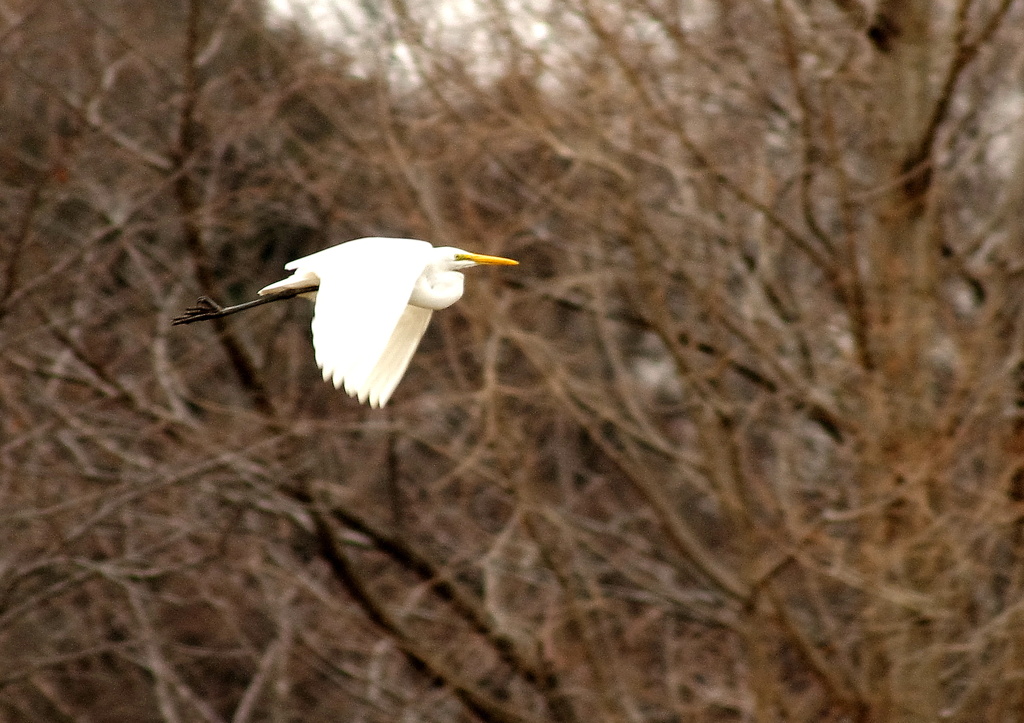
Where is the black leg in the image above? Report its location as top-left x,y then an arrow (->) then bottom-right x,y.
172,285 -> 319,325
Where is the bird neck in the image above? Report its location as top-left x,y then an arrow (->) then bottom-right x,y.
410,270 -> 465,310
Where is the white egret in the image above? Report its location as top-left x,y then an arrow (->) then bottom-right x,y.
174,237 -> 518,408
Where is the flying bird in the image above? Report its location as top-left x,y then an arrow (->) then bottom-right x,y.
174,237 -> 518,407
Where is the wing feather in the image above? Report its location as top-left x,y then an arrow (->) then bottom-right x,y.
303,238 -> 433,400
360,305 -> 433,407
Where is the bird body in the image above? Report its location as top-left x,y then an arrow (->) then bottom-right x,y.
257,237 -> 517,408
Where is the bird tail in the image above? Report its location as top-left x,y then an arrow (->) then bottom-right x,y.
258,269 -> 320,297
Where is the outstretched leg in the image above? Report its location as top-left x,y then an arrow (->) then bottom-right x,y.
172,285 -> 318,325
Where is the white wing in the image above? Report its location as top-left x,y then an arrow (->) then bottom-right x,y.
303,238 -> 433,403
360,305 -> 433,408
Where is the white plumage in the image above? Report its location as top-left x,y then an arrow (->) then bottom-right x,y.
258,237 -> 517,408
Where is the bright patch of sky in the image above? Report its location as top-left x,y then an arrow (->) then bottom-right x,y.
265,0 -> 350,41
266,0 -> 550,52
266,0 -> 558,81
264,0 -> 715,89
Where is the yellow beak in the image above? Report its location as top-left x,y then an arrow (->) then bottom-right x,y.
457,252 -> 519,266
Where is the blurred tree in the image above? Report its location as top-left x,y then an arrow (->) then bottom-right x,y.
2,0 -> 1024,721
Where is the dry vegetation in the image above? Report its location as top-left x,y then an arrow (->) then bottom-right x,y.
2,0 -> 1024,721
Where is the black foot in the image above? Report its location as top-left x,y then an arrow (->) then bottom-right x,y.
172,296 -> 224,325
